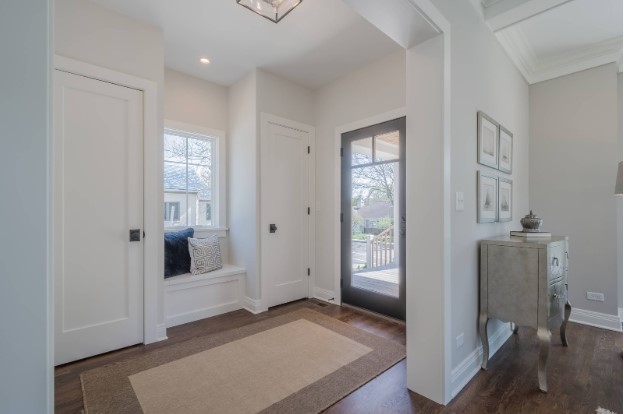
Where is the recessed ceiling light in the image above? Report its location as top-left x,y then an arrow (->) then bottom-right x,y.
200,58 -> 210,65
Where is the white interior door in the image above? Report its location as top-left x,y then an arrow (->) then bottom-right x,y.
54,70 -> 144,365
262,120 -> 311,308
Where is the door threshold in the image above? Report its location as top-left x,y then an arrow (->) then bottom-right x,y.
341,302 -> 405,325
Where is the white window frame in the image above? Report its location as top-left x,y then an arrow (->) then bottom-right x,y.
164,120 -> 227,237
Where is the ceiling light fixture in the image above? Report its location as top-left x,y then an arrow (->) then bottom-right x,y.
236,0 -> 302,23
200,58 -> 210,64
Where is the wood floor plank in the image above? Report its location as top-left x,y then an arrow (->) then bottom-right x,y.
55,299 -> 622,413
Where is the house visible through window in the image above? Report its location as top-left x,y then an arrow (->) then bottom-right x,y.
164,128 -> 216,228
164,202 -> 180,222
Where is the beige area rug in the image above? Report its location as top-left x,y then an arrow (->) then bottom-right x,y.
81,308 -> 406,414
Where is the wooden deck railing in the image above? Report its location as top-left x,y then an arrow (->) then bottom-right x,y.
370,226 -> 394,268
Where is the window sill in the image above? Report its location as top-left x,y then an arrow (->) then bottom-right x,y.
165,226 -> 229,238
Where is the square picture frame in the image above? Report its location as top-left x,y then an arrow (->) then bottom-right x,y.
498,177 -> 512,222
498,125 -> 513,174
477,111 -> 499,169
477,171 -> 498,223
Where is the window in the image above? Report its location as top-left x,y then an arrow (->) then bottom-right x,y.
164,202 -> 180,222
164,127 -> 217,228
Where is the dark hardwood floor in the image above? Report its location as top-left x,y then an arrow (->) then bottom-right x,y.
55,299 -> 622,413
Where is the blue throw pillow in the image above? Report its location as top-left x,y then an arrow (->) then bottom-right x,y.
164,228 -> 194,278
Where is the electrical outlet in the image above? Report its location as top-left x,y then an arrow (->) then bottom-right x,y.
456,333 -> 464,348
587,291 -> 605,302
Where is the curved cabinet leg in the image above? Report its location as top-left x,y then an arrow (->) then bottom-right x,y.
512,323 -> 519,335
537,328 -> 551,392
479,313 -> 489,370
560,297 -> 571,347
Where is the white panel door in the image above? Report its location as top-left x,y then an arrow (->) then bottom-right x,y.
54,70 -> 144,365
263,121 -> 310,308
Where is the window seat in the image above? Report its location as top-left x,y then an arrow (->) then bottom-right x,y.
164,264 -> 246,328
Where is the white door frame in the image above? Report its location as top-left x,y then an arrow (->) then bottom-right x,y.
54,55 -> 165,345
333,107 -> 407,307
259,113 -> 315,311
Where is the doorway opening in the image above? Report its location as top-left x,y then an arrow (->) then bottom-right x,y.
340,117 -> 406,320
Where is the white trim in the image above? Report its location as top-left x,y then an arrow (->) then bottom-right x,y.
313,287 -> 336,303
332,107 -> 407,307
569,308 -> 623,332
164,119 -> 227,230
496,26 -> 622,85
483,0 -> 573,32
54,55 -> 163,345
46,3 -> 54,410
259,113 -> 316,311
450,323 -> 512,399
243,296 -> 268,314
156,323 -> 168,342
165,265 -> 246,288
165,226 -> 229,238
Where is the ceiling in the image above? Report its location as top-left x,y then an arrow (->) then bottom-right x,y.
475,0 -> 623,84
90,0 -> 403,88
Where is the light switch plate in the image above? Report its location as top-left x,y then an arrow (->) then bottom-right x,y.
455,191 -> 465,211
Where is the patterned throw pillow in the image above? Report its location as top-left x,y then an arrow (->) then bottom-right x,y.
188,236 -> 223,275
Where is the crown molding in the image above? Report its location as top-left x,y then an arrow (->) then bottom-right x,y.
497,26 -> 623,84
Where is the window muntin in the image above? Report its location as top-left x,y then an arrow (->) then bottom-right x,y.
164,128 -> 216,228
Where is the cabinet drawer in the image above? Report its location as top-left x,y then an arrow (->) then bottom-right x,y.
548,280 -> 566,319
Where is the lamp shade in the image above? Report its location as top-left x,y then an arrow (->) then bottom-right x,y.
616,161 -> 623,195
237,0 -> 302,23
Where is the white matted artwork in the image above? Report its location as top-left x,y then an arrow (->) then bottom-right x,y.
477,111 -> 499,169
498,177 -> 512,222
498,126 -> 513,174
477,171 -> 498,223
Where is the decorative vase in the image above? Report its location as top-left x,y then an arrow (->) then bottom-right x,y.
520,210 -> 543,233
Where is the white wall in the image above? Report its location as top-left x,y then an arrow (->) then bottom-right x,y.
55,0 -> 167,337
530,63 -> 620,319
228,71 -> 260,300
165,68 -> 228,132
313,49 -> 406,292
257,69 -> 315,126
617,72 -> 622,316
0,0 -> 52,412
427,0 -> 532,372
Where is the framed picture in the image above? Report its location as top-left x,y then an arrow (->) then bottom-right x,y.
477,171 -> 498,223
477,111 -> 499,169
498,125 -> 513,174
498,177 -> 512,222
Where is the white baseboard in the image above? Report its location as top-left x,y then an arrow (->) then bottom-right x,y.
166,301 -> 242,328
569,308 -> 622,332
313,287 -> 336,303
451,323 -> 513,398
244,296 -> 268,314
156,323 -> 168,342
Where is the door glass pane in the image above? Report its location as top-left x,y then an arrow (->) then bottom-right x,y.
374,130 -> 400,162
350,161 -> 400,298
351,137 -> 373,166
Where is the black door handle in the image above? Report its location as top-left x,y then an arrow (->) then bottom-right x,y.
269,224 -> 277,233
129,229 -> 141,242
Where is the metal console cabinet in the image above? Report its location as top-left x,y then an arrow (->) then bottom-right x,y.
479,235 -> 572,392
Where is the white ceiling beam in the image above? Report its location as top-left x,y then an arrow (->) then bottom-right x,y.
484,0 -> 573,32
342,0 -> 441,49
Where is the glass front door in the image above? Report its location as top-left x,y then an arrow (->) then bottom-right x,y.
341,117 -> 406,320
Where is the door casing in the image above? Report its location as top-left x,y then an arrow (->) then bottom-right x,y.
260,113 -> 315,310
54,56 -> 164,346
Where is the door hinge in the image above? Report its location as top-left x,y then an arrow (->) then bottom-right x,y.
340,147 -> 344,157
308,146 -> 310,154
307,207 -> 310,215
340,212 -> 344,223
307,268 -> 310,276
